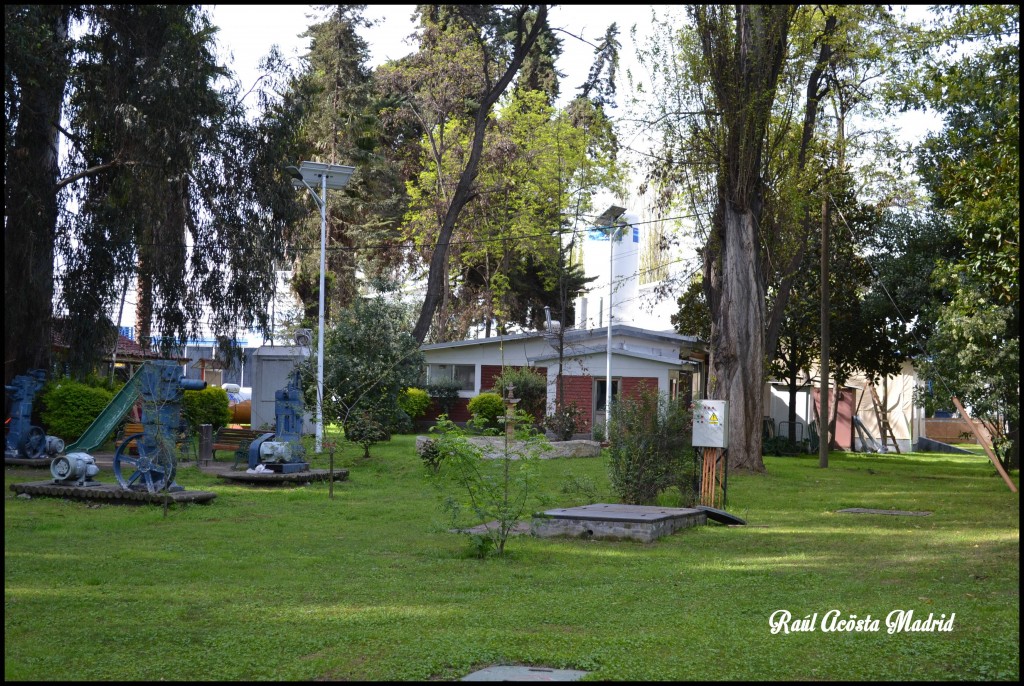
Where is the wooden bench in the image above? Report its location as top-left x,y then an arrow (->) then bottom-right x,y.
212,427 -> 264,462
114,423 -> 145,454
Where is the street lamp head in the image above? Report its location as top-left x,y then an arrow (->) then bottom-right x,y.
594,204 -> 627,228
288,160 -> 355,190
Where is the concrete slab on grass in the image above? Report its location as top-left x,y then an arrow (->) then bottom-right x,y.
461,665 -> 588,681
532,503 -> 706,543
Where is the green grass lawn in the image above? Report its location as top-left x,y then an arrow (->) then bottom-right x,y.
4,435 -> 1019,681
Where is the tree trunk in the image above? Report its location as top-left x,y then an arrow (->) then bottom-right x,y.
136,265 -> 152,353
4,6 -> 71,383
411,5 -> 547,343
706,204 -> 766,473
786,363 -> 799,444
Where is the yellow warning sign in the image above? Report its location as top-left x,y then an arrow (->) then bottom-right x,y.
709,412 -> 719,425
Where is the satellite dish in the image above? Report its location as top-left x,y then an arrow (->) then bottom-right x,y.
294,329 -> 312,347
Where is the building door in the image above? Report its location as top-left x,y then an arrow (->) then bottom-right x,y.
593,378 -> 619,428
669,370 -> 693,404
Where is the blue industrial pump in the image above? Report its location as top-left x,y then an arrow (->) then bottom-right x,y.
247,368 -> 309,473
5,369 -> 65,460
113,361 -> 206,493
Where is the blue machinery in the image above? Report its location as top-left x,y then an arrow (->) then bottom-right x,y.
5,369 -> 64,460
247,368 -> 308,473
113,361 -> 206,492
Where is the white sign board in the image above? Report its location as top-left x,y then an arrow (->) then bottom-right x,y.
693,399 -> 728,448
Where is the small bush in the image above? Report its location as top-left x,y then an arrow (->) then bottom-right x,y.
607,386 -> 694,505
492,367 -> 547,417
182,386 -> 231,433
390,408 -> 414,435
428,416 -> 549,556
40,380 -> 115,442
544,402 -> 583,441
417,437 -> 445,472
397,387 -> 431,421
467,392 -> 505,429
345,410 -> 391,458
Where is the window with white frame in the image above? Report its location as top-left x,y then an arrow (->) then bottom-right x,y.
426,363 -> 476,391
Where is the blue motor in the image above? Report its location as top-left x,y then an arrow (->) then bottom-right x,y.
247,368 -> 308,473
5,369 -> 65,460
51,452 -> 101,487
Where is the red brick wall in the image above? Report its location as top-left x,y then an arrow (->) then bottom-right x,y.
621,377 -> 659,401
420,370 -> 660,430
422,397 -> 471,423
556,375 -> 594,430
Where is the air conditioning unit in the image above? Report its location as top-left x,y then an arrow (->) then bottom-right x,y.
294,329 -> 313,347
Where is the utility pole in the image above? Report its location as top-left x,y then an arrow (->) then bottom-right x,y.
819,196 -> 830,468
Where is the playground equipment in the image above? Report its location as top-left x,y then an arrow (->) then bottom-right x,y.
63,365 -> 145,454
5,369 -> 65,460
113,361 -> 205,493
247,368 -> 308,473
50,453 -> 101,487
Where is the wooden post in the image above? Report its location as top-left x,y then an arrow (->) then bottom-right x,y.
951,396 -> 1017,493
701,447 -> 721,508
329,445 -> 335,500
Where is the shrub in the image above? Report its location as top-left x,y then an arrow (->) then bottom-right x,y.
397,387 -> 431,421
544,401 -> 583,441
606,386 -> 694,505
390,408 -> 414,435
182,386 -> 231,433
426,379 -> 462,416
344,409 -> 391,458
39,380 -> 114,442
492,367 -> 547,417
417,437 -> 444,472
315,293 -> 425,433
467,392 -> 505,429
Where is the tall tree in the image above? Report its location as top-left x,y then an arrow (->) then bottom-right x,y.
4,5 -> 76,383
284,6 -> 410,326
19,5 -> 308,377
675,6 -> 797,472
908,5 -> 1019,468
400,88 -> 618,340
635,5 -> 908,471
377,4 -> 549,343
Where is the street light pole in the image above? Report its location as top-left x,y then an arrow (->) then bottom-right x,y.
606,223 -> 615,429
286,162 -> 355,455
316,172 -> 327,454
592,205 -> 625,432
